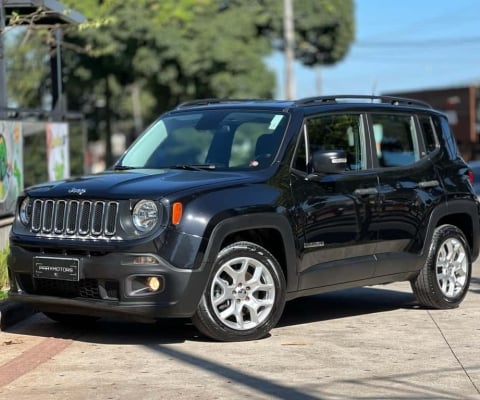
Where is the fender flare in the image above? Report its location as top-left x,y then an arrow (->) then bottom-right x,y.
199,212 -> 299,292
422,199 -> 480,260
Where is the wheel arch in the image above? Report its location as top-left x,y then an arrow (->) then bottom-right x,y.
200,213 -> 299,292
423,200 -> 480,261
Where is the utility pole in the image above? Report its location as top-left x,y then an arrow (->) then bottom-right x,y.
315,65 -> 322,96
50,27 -> 64,119
283,0 -> 295,100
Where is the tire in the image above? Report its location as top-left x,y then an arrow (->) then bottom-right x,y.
192,241 -> 286,342
43,312 -> 98,326
411,224 -> 471,309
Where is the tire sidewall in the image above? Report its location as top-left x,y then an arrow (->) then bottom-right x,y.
197,241 -> 286,341
428,225 -> 472,307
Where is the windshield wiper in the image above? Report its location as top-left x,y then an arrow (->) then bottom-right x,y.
113,165 -> 138,170
114,164 -> 217,171
168,164 -> 217,171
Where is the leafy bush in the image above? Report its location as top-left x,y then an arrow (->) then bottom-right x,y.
0,245 -> 9,292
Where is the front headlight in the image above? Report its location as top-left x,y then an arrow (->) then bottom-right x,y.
19,197 -> 31,225
132,200 -> 158,233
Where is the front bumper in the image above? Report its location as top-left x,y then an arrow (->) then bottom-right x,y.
8,245 -> 212,321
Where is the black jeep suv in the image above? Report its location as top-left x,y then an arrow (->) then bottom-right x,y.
8,95 -> 480,341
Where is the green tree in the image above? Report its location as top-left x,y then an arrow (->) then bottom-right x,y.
5,31 -> 50,108
7,0 -> 354,110
293,0 -> 354,66
6,0 -> 354,167
222,0 -> 354,66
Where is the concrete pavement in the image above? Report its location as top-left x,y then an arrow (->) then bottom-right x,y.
0,261 -> 479,399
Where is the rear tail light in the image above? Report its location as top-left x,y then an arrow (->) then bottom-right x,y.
468,169 -> 474,184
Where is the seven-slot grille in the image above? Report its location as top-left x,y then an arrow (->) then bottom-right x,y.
30,199 -> 119,238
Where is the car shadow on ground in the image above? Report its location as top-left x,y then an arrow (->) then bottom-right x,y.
278,285 -> 417,328
470,276 -> 480,294
6,285 -> 420,345
6,313 -> 197,345
4,283 -> 478,400
6,270 -> 480,344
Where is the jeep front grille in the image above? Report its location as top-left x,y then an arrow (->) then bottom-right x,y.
30,199 -> 119,238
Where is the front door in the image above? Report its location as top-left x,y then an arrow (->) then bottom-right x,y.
291,112 -> 380,289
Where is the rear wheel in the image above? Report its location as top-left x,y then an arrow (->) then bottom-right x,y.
192,241 -> 286,341
411,224 -> 471,309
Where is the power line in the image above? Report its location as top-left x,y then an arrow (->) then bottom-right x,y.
356,37 -> 480,48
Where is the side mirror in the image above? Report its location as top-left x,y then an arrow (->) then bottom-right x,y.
311,150 -> 347,173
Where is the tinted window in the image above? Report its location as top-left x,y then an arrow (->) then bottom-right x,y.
418,114 -> 439,154
119,110 -> 288,170
304,114 -> 365,172
372,114 -> 419,167
434,115 -> 459,159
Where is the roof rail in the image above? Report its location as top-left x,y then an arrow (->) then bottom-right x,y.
295,95 -> 432,108
176,98 -> 266,109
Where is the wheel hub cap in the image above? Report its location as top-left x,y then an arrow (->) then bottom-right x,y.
234,286 -> 248,300
210,256 -> 276,331
436,237 -> 468,298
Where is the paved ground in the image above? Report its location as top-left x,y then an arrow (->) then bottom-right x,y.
0,261 -> 479,399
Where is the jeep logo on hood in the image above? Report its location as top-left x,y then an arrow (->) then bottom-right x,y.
68,188 -> 86,195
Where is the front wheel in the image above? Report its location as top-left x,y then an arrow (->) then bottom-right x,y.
192,241 -> 286,342
411,224 -> 471,309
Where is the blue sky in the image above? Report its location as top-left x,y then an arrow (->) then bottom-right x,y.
267,0 -> 480,98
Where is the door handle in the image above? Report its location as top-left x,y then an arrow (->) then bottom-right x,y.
354,187 -> 378,196
418,180 -> 439,188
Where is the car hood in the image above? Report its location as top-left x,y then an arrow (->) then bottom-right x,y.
24,168 -> 258,199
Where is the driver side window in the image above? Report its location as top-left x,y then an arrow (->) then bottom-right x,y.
304,113 -> 365,172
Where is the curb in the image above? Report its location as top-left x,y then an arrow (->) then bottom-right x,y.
0,300 -> 35,330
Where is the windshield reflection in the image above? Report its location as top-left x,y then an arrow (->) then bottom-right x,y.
117,109 -> 288,171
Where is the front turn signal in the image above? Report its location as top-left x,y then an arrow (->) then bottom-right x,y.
172,202 -> 183,225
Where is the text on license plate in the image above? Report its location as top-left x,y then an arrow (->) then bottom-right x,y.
33,257 -> 80,281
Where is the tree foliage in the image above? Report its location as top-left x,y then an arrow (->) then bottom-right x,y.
221,0 -> 354,66
290,0 -> 355,66
5,32 -> 49,108
4,0 -> 354,166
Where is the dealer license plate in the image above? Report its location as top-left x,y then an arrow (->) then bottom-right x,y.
33,257 -> 80,281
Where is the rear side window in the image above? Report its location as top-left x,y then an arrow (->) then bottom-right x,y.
418,114 -> 439,154
371,114 -> 419,167
434,115 -> 459,159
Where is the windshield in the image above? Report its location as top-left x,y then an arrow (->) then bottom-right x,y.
117,109 -> 288,170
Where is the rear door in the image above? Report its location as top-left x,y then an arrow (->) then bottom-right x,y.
371,112 -> 444,276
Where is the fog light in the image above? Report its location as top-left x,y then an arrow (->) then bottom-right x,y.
126,275 -> 164,297
146,276 -> 161,292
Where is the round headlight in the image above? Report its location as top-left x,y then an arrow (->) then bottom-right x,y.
132,200 -> 158,233
19,197 -> 31,225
